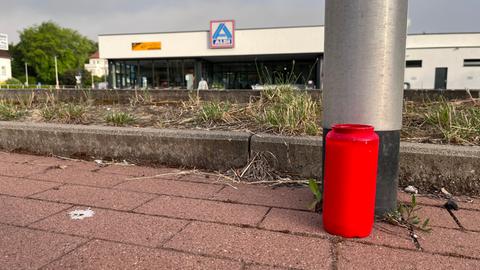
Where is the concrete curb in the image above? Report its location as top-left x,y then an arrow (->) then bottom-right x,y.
0,122 -> 250,171
251,134 -> 480,195
0,122 -> 478,195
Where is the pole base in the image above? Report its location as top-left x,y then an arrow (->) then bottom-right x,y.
322,129 -> 400,216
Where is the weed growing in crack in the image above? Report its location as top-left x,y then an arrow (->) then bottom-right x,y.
384,194 -> 431,232
308,179 -> 322,213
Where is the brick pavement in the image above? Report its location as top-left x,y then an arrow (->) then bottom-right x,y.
1,152 -> 480,269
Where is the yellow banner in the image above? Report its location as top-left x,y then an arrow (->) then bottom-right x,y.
132,42 -> 162,51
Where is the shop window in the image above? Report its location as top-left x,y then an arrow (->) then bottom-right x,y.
464,59 -> 480,67
406,60 -> 422,68
153,60 -> 168,89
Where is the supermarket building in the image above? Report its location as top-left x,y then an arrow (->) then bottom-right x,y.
99,23 -> 480,90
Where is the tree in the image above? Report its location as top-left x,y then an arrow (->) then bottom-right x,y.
13,21 -> 96,84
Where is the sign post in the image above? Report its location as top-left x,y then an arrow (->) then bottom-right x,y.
323,0 -> 409,215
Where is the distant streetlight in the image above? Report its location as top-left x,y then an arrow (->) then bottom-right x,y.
54,56 -> 59,89
24,62 -> 29,87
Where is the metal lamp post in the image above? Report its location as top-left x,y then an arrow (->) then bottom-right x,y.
323,0 -> 409,215
24,62 -> 29,87
54,56 -> 60,89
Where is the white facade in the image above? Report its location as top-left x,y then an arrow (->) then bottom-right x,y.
99,25 -> 480,90
405,33 -> 480,89
99,26 -> 324,59
0,57 -> 12,82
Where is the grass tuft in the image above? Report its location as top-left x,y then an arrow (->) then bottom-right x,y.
105,111 -> 136,126
198,101 -> 231,123
0,101 -> 27,120
424,99 -> 480,144
256,86 -> 320,135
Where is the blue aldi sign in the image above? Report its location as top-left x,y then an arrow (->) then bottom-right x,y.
210,20 -> 235,49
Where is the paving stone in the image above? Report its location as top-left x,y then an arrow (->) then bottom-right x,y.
31,185 -> 157,211
43,239 -> 242,270
26,166 -> 128,187
0,152 -> 39,163
356,222 -> 416,250
135,195 -> 269,226
164,222 -> 332,270
245,265 -> 286,270
0,161 -> 47,178
173,172 -> 232,184
115,178 -> 223,199
337,241 -> 480,270
28,156 -> 97,169
453,209 -> 480,231
0,224 -> 86,270
0,195 -> 71,226
398,191 -> 445,207
0,175 -> 61,197
212,185 -> 313,210
30,207 -> 188,247
416,205 -> 480,232
259,208 -> 327,236
98,165 -> 180,177
417,205 -> 459,229
418,227 -> 480,259
398,191 -> 480,211
457,199 -> 480,211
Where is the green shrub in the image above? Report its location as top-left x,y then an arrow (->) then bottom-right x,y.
105,111 -> 136,126
4,77 -> 22,85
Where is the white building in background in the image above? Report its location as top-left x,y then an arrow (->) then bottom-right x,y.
98,24 -> 480,90
84,51 -> 108,78
0,33 -> 12,82
405,33 -> 480,89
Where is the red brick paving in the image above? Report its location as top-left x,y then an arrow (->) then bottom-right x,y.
31,184 -> 157,211
0,152 -> 479,269
213,185 -> 313,210
44,239 -> 243,270
27,164 -> 128,188
0,195 -> 71,226
417,227 -> 480,259
356,222 -> 417,250
0,224 -> 86,270
259,208 -> 327,236
337,241 -> 480,270
0,175 -> 61,197
0,161 -> 47,178
30,208 -> 188,247
97,164 -> 180,177
135,195 -> 269,226
115,177 -> 224,199
164,222 -> 333,270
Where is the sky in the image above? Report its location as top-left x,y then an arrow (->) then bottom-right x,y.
1,0 -> 480,44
